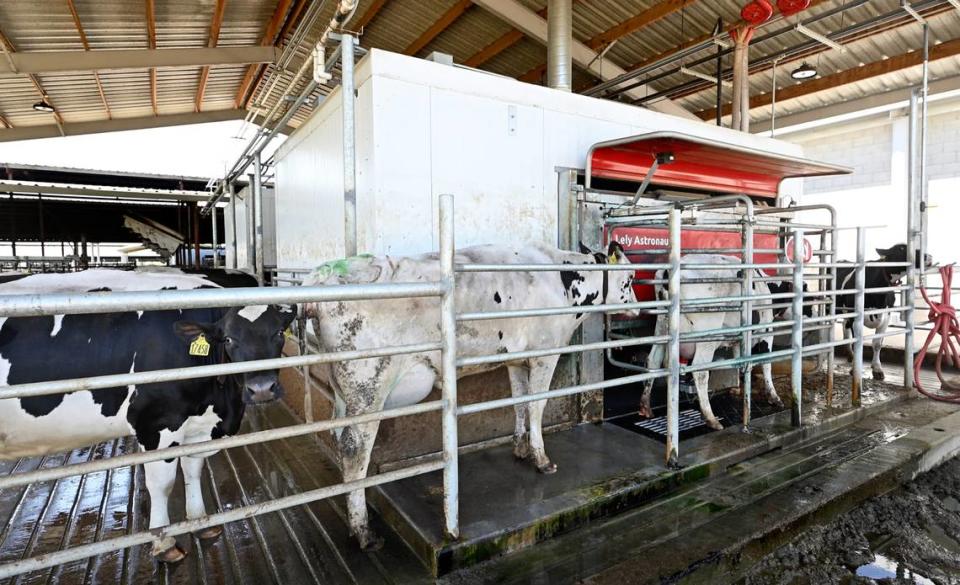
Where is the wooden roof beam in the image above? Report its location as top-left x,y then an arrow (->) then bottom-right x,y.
146,0 -> 157,115
355,0 -> 390,31
0,26 -> 64,128
587,0 -> 698,50
65,0 -> 112,119
404,0 -> 473,56
234,0 -> 293,109
698,36 -> 960,120
195,0 -> 228,112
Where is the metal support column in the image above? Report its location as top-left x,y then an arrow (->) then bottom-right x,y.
740,215 -> 754,430
341,33 -> 358,258
253,155 -> 265,284
211,198 -> 220,269
666,208 -> 682,468
919,24 -> 930,286
438,193 -> 459,540
905,89 -> 919,391
228,182 -> 238,270
547,0 -> 573,91
790,229 -> 805,426
192,202 -> 201,269
37,195 -> 45,257
852,227 -> 866,407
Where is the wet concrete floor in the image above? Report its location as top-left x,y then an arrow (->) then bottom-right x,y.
0,404 -> 432,585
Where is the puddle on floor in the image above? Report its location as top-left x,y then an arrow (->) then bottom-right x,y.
856,554 -> 935,584
943,496 -> 960,513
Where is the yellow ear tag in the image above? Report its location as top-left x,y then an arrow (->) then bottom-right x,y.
189,334 -> 211,357
608,255 -> 619,265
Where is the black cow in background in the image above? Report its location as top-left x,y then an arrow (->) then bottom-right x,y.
0,268 -> 295,562
836,244 -> 933,380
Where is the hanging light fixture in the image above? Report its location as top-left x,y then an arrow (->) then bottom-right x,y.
790,62 -> 817,80
32,99 -> 55,113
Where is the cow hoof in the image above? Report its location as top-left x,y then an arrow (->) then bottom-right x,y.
873,370 -> 885,381
638,405 -> 653,419
513,443 -> 530,461
155,543 -> 187,564
196,526 -> 223,541
706,419 -> 724,431
537,461 -> 558,474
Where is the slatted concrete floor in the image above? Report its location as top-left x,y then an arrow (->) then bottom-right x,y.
0,405 -> 432,585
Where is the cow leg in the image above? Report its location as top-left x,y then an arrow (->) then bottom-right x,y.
756,337 -> 782,406
340,418 -> 384,550
526,355 -> 561,474
844,319 -> 855,359
640,316 -> 668,418
507,365 -> 530,460
143,458 -> 185,563
181,455 -> 222,541
871,314 -> 889,380
690,342 -> 723,430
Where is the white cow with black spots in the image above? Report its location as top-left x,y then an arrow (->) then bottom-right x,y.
641,254 -> 781,430
305,242 -> 638,549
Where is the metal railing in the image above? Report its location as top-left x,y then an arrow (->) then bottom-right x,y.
0,196 -> 917,578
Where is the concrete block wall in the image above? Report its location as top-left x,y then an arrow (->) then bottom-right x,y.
787,103 -> 960,268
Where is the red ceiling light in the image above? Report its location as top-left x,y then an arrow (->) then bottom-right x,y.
741,0 -> 774,25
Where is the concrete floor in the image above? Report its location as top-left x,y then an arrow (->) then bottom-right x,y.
0,361 -> 955,585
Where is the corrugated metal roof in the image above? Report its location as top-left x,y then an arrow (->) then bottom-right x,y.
0,0 -> 955,138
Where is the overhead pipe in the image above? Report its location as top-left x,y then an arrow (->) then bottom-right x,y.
586,0 -> 871,99
205,0 -> 360,213
730,26 -> 754,132
631,0 -> 946,105
547,0 -> 573,91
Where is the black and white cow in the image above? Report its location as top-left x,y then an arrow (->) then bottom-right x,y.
836,244 -> 933,380
0,269 -> 295,562
641,254 -> 781,430
304,242 -> 639,549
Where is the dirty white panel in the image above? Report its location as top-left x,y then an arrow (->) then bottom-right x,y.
429,89 -> 547,250
368,76 -> 433,257
274,49 -> 810,267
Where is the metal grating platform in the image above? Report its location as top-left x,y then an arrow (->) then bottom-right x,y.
0,404 -> 431,585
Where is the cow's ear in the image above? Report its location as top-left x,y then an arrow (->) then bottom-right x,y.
875,247 -> 893,258
607,241 -> 627,264
173,320 -> 217,343
578,241 -> 592,255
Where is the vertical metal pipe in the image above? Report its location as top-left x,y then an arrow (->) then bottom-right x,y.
192,203 -> 201,269
905,89 -> 919,391
770,59 -> 778,137
666,208 -> 682,468
790,229 -> 804,427
341,33 -> 358,258
919,24 -> 929,286
297,312 -> 313,423
246,174 -> 256,275
852,227 -> 866,407
253,155 -> 265,285
715,18 -> 723,127
229,183 -> 238,270
211,199 -> 220,269
825,209 -> 838,404
740,214 -> 754,431
547,0 -> 573,91
38,195 -> 45,257
438,194 -> 459,540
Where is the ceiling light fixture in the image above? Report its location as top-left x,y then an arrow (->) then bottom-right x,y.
32,99 -> 55,113
790,62 -> 817,80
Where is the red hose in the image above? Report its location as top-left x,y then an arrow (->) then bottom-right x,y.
914,265 -> 960,402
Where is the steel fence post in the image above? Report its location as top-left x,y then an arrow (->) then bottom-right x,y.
740,211 -> 754,431
438,194 -> 460,539
791,229 -> 805,427
666,208 -> 681,468
852,227 -> 866,407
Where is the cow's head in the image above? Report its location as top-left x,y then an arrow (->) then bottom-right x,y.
175,304 -> 297,404
580,241 -> 640,317
876,244 -> 934,272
